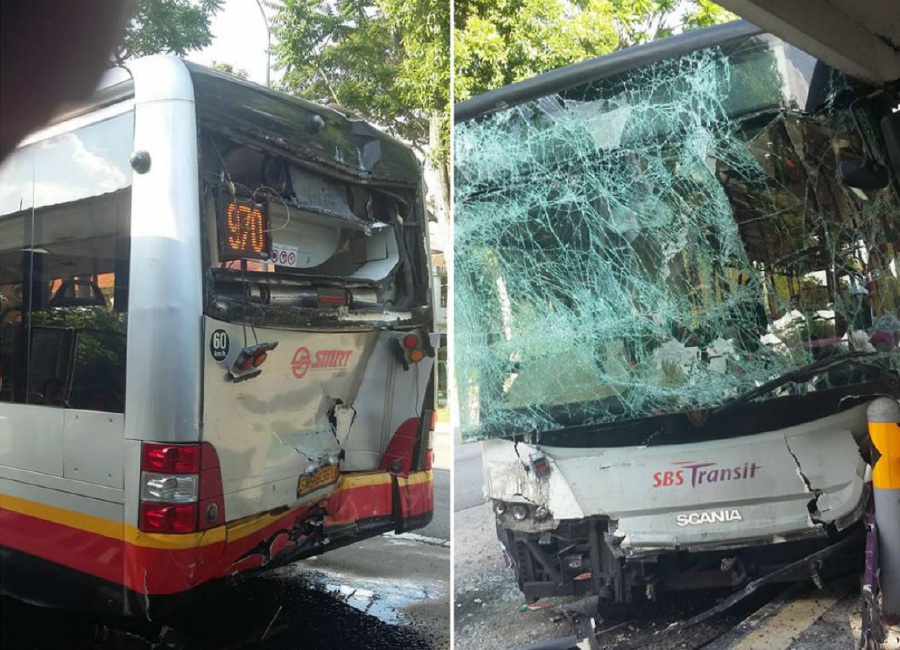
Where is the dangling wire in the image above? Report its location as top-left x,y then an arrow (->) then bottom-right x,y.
254,184 -> 293,233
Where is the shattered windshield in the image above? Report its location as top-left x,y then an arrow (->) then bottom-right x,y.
455,33 -> 900,441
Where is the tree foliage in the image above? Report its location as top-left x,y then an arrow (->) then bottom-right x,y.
378,0 -> 451,166
211,60 -> 249,79
455,0 -> 736,100
609,0 -> 736,46
272,0 -> 450,215
118,0 -> 222,61
274,1 -> 418,143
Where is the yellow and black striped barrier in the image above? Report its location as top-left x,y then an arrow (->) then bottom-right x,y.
869,397 -> 900,618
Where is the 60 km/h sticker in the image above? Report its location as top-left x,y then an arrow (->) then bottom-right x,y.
210,329 -> 230,362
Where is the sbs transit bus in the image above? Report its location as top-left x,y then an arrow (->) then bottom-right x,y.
0,56 -> 436,631
454,20 -> 900,614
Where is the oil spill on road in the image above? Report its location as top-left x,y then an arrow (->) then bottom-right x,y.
0,573 -> 435,650
299,571 -> 443,625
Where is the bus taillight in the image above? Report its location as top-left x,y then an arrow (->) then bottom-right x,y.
140,503 -> 199,534
141,443 -> 200,473
139,442 -> 224,534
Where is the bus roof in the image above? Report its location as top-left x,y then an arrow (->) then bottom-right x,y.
44,56 -> 418,185
455,20 -> 764,123
183,61 -> 419,184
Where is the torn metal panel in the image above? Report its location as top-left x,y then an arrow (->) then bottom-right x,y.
455,28 -> 900,443
782,424 -> 867,528
337,333 -> 438,471
481,439 -> 585,522
201,318 -> 374,520
491,406 -> 869,555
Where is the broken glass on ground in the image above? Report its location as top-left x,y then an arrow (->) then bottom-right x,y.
454,34 -> 900,441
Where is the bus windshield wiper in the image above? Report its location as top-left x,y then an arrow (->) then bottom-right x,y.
713,351 -> 882,416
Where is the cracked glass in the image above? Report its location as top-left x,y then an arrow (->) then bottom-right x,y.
455,34 -> 900,441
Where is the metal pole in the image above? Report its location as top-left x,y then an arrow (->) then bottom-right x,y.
869,396 -> 900,618
254,0 -> 271,87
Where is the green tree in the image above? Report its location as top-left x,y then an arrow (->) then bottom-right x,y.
118,0 -> 222,61
610,0 -> 736,45
455,0 -> 736,101
378,0 -> 451,217
211,61 -> 249,79
273,0 -> 450,217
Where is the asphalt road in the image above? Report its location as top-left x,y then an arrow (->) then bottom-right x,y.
420,468 -> 451,540
454,439 -> 486,512
2,532 -> 450,650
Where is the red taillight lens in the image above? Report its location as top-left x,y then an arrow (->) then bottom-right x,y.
138,443 -> 223,534
403,334 -> 419,349
141,443 -> 201,473
252,352 -> 268,367
140,503 -> 198,534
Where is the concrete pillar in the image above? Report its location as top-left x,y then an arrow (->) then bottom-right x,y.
869,396 -> 900,617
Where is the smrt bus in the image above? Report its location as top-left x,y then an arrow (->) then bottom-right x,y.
454,19 -> 900,627
0,56 -> 436,632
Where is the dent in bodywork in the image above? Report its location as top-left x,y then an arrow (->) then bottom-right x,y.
271,426 -> 342,476
228,509 -> 325,573
486,405 -> 870,552
484,439 -> 586,532
782,428 -> 868,530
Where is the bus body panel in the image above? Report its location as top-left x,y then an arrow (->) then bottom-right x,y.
339,331 -> 440,471
485,403 -> 869,555
0,477 -> 126,602
202,318 -> 436,521
0,403 -> 65,477
63,409 -> 124,489
124,56 -> 203,446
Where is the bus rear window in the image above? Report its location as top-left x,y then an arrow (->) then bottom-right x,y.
199,133 -> 428,319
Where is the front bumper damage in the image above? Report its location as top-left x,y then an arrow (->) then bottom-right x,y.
485,404 -> 872,604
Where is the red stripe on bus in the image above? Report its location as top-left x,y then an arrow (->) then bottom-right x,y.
0,472 -> 433,595
0,507 -> 125,585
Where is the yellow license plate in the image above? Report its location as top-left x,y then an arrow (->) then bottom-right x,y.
298,464 -> 340,496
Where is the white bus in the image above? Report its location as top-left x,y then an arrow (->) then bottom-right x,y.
0,56 -> 437,633
455,20 -> 900,622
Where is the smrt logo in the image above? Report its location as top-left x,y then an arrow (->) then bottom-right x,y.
291,347 -> 352,379
652,461 -> 762,488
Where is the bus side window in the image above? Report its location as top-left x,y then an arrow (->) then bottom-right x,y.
0,145 -> 34,405
0,111 -> 133,413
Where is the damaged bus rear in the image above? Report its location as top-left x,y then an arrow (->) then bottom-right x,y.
0,57 -> 436,623
454,22 -> 900,606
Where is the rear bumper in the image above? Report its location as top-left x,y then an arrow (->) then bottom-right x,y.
0,469 -> 433,617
